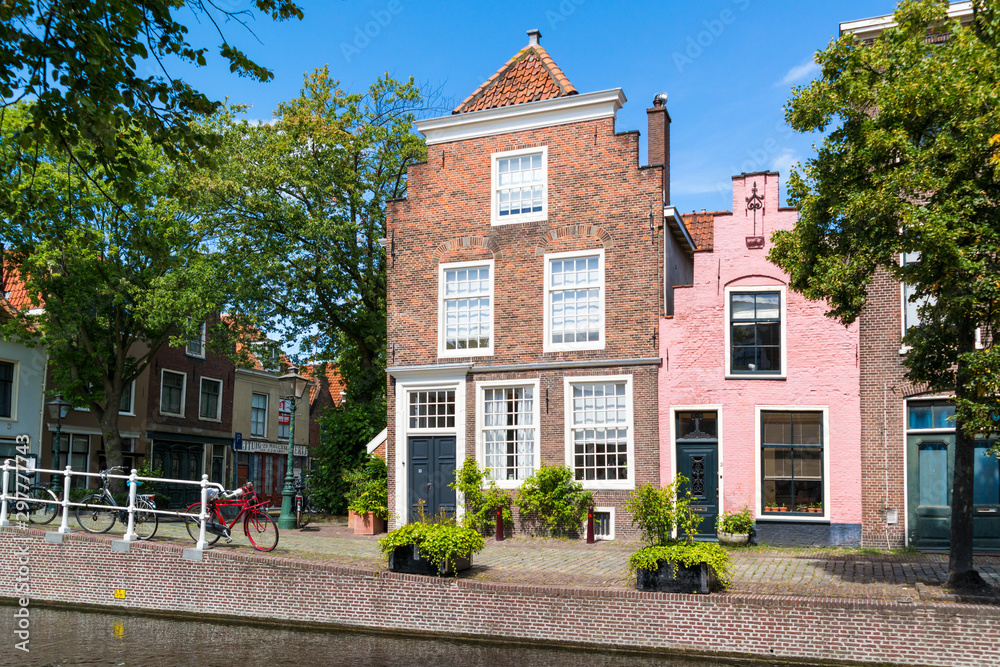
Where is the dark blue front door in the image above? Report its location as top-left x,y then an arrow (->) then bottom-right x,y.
407,436 -> 457,521
675,411 -> 719,539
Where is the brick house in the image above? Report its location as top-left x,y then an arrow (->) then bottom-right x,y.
839,2 -> 996,550
385,30 -> 694,536
660,174 -> 862,546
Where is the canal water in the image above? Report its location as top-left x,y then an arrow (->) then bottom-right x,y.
0,603 -> 833,666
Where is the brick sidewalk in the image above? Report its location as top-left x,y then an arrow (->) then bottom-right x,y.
149,517 -> 1000,604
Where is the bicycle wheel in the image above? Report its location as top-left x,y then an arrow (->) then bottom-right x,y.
131,499 -> 158,540
184,502 -> 221,546
244,510 -> 279,552
27,486 -> 59,525
296,500 -> 311,529
75,494 -> 116,533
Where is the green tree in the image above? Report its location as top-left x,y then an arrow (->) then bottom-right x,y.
0,0 -> 302,202
770,0 -> 1000,588
0,104 -> 225,485
201,69 -> 427,405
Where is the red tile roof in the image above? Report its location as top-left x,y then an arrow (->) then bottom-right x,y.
302,363 -> 345,408
2,267 -> 37,310
681,212 -> 727,252
453,44 -> 577,114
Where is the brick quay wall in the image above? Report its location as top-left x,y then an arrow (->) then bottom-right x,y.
2,529 -> 998,666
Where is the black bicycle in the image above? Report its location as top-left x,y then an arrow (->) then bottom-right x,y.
23,480 -> 59,525
293,477 -> 315,529
75,467 -> 158,539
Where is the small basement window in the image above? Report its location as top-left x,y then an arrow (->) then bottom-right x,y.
590,506 -> 615,541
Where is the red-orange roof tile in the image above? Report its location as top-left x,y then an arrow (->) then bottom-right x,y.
2,268 -> 38,310
453,44 -> 577,114
681,211 -> 727,252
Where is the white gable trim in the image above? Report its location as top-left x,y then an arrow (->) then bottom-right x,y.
366,427 -> 387,455
416,89 -> 626,146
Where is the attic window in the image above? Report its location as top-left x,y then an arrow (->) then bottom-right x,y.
492,146 -> 548,225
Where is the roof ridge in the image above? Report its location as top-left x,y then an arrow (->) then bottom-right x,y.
453,43 -> 577,114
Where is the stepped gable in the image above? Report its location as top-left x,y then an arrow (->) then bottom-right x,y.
453,29 -> 577,114
681,211 -> 726,252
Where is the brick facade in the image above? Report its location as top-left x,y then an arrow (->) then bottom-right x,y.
4,530 -> 1000,667
386,65 -> 670,536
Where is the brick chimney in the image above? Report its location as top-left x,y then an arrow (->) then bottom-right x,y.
647,92 -> 671,205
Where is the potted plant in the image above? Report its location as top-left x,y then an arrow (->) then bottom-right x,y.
379,508 -> 485,576
625,474 -> 731,594
716,505 -> 754,546
810,501 -> 823,514
343,454 -> 388,534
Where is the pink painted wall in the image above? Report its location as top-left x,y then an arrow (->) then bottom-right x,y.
659,173 -> 861,526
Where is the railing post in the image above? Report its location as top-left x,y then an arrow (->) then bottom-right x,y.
0,459 -> 11,527
495,504 -> 504,541
586,504 -> 595,544
123,469 -> 139,541
196,473 -> 209,550
57,465 -> 73,534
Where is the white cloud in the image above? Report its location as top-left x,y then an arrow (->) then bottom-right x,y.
777,59 -> 821,87
769,148 -> 800,177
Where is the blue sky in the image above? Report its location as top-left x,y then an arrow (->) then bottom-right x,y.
178,0 -> 900,212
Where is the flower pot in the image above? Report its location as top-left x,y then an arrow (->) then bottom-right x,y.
388,544 -> 472,576
717,531 -> 749,547
636,559 -> 717,594
352,510 -> 386,535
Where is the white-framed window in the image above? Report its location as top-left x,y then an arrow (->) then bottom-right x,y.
199,377 -> 223,421
159,370 -> 186,417
408,389 -> 456,430
438,260 -> 494,358
54,433 -> 90,489
544,249 -> 605,352
724,285 -> 787,379
491,146 -> 548,225
186,322 -> 206,358
250,393 -> 268,437
582,506 -> 615,541
901,251 -> 934,336
118,381 -> 134,415
0,359 -> 16,420
755,406 -> 830,520
278,399 -> 291,440
476,379 -> 539,487
564,374 -> 634,489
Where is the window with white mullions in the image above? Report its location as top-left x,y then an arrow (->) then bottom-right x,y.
160,370 -> 185,416
730,292 -> 781,374
571,382 -> 628,482
482,386 -> 536,482
0,361 -> 13,418
408,390 -> 456,430
546,251 -> 604,351
442,264 -> 491,352
250,393 -> 268,437
199,378 -> 222,420
497,153 -> 543,217
761,411 -> 823,514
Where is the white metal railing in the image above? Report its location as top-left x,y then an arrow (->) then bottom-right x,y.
0,459 -> 225,551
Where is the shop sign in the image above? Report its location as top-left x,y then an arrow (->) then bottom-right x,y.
233,437 -> 307,457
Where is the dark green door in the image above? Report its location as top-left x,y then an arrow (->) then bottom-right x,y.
675,411 -> 719,539
908,435 -> 1000,550
152,442 -> 204,509
407,436 -> 457,521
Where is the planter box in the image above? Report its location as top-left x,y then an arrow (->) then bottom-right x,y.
636,560 -> 717,594
388,544 -> 472,576
717,531 -> 749,547
350,510 -> 386,535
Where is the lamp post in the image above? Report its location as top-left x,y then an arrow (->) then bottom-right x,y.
277,367 -> 311,530
46,395 -> 72,495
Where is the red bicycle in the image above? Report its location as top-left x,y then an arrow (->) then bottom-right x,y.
183,482 -> 279,552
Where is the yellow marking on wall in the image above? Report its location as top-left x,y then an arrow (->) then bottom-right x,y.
113,621 -> 125,639
113,588 -> 126,600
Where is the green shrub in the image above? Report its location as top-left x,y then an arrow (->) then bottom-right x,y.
450,459 -> 512,535
717,505 -> 755,535
378,516 -> 485,575
514,463 -> 592,536
627,543 -> 732,588
624,475 -> 702,546
342,454 -> 388,519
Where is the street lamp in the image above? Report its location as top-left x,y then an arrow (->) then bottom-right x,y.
277,367 -> 311,530
46,395 -> 72,495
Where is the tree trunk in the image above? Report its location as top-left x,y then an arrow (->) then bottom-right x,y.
946,325 -> 987,589
98,403 -> 125,495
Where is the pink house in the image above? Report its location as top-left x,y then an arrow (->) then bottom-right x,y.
659,172 -> 862,546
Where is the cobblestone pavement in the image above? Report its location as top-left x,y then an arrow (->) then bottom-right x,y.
142,517 -> 1000,603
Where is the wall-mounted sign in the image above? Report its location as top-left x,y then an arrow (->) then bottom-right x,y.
278,414 -> 291,425
278,399 -> 290,413
233,437 -> 307,457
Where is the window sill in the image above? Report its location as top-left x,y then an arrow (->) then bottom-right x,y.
579,481 -> 634,491
545,341 -> 605,354
438,348 -> 493,359
756,516 -> 829,524
725,373 -> 786,381
160,411 -> 184,418
898,345 -> 911,355
491,212 -> 546,226
118,412 -> 135,417
199,417 -> 223,424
